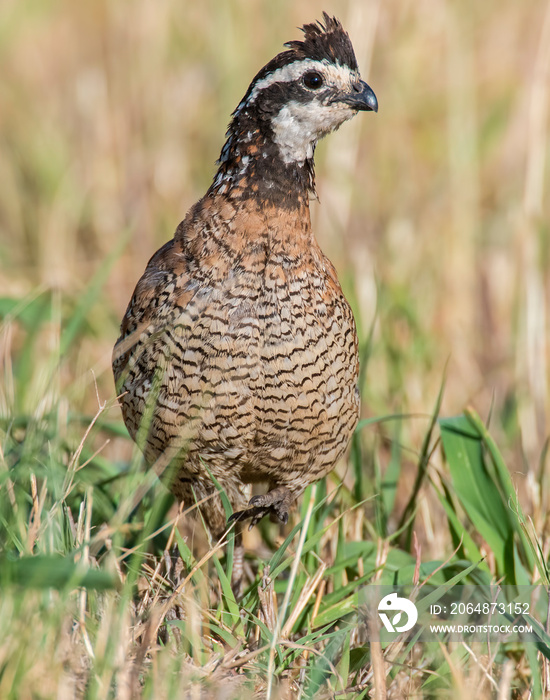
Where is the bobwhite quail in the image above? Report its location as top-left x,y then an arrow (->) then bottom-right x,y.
113,14 -> 377,566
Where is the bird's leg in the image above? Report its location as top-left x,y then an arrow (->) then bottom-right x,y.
230,522 -> 244,598
229,485 -> 293,530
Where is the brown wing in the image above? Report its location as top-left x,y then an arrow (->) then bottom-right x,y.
112,232 -> 261,469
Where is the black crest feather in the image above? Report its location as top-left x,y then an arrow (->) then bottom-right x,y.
239,13 -> 359,105
285,12 -> 358,71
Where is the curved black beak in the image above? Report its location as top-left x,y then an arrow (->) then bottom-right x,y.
341,80 -> 378,112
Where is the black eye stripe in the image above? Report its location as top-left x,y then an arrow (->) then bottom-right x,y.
302,71 -> 324,90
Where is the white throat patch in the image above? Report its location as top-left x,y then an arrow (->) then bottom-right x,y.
271,99 -> 355,164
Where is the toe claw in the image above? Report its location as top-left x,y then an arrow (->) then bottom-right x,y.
227,505 -> 265,528
228,509 -> 251,524
227,487 -> 292,529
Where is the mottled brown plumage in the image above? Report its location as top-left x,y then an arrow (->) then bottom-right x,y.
113,14 -> 377,565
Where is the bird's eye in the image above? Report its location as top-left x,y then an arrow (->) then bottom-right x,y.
302,71 -> 324,90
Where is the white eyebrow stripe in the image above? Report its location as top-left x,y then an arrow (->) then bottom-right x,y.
234,59 -> 359,115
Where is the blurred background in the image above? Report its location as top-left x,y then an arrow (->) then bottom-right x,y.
2,4 -> 550,693
1,0 -> 549,484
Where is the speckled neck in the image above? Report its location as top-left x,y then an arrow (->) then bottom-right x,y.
207,109 -> 316,210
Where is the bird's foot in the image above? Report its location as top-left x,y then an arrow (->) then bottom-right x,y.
228,486 -> 292,530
